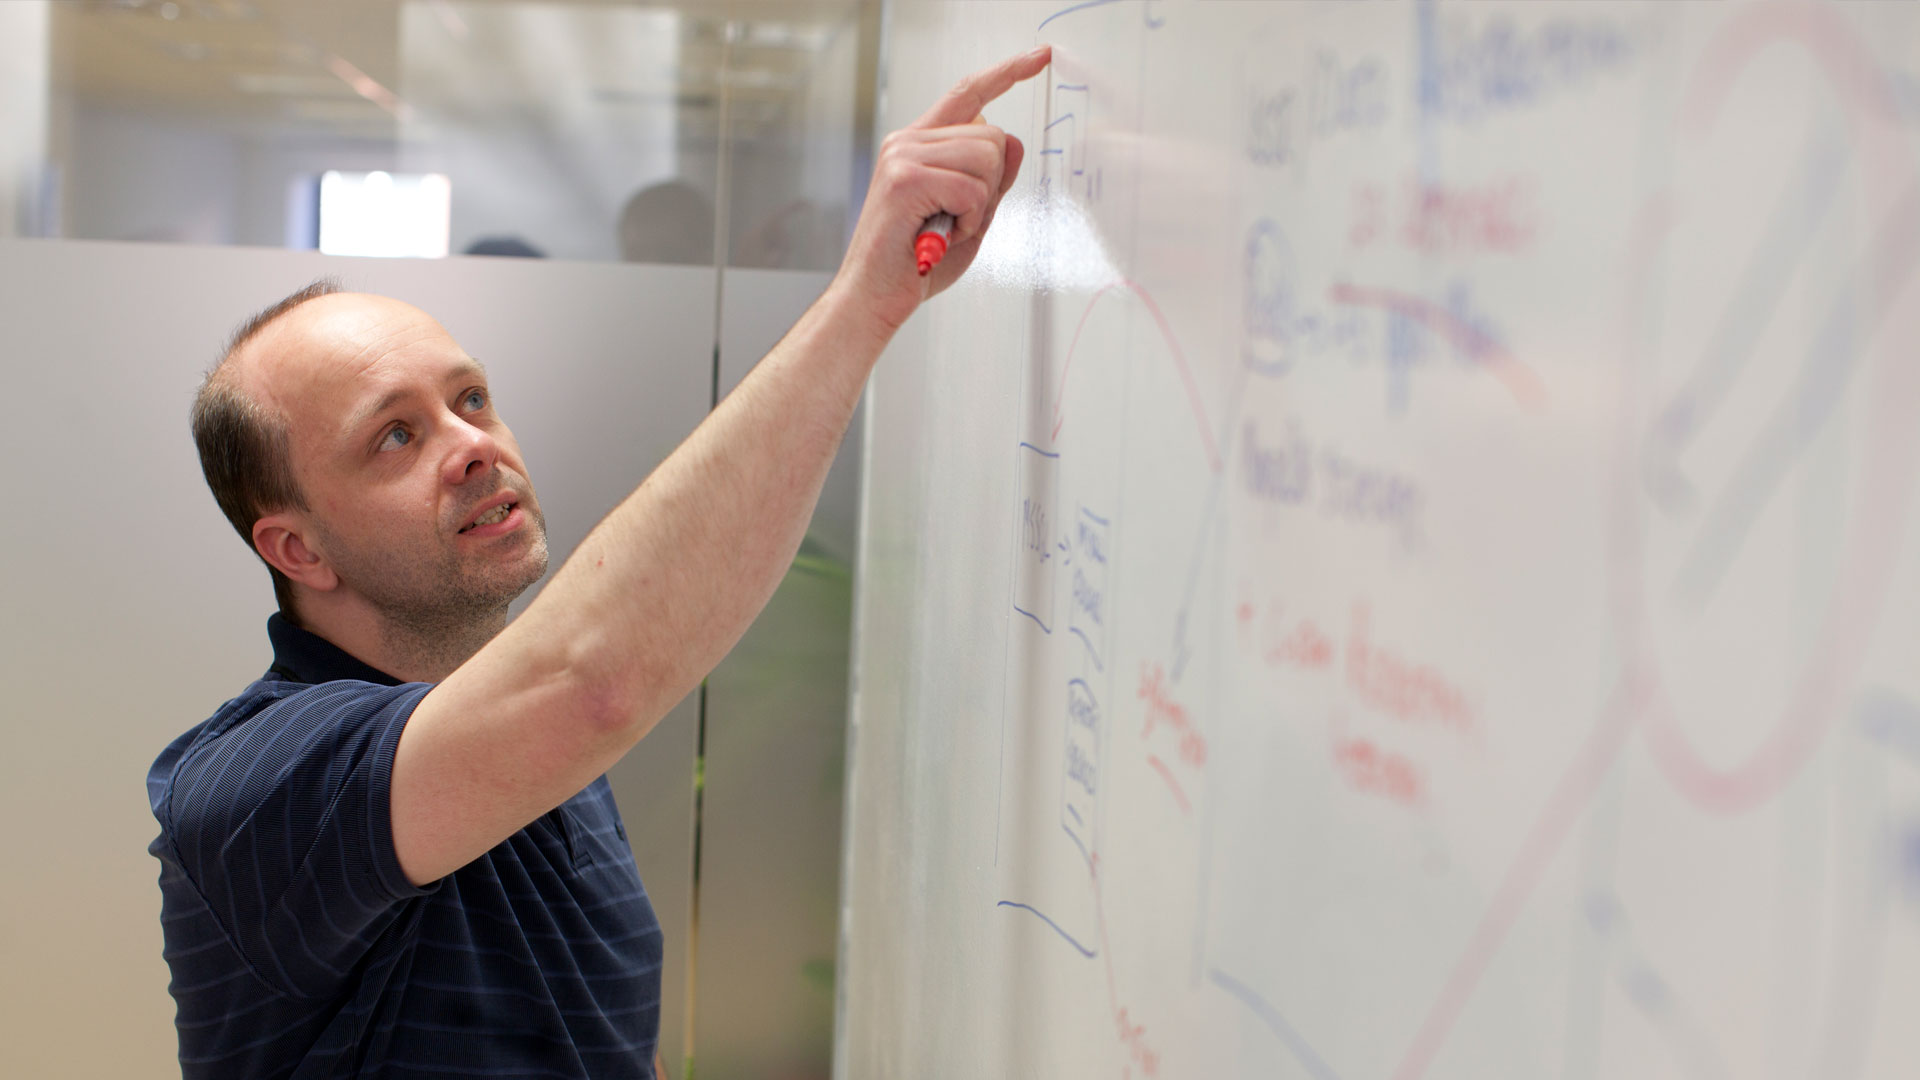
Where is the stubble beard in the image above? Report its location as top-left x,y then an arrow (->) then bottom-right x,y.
317,503 -> 551,665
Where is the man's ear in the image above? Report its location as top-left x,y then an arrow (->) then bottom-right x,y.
253,512 -> 339,594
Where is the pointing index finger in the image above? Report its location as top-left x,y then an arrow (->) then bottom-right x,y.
910,45 -> 1053,130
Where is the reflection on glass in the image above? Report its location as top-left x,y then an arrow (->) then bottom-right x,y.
619,180 -> 714,265
396,2 -> 685,261
26,0 -> 873,267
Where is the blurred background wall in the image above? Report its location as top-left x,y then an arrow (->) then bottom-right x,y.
0,2 -> 879,1077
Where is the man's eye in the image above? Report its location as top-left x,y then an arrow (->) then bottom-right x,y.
463,389 -> 487,412
378,425 -> 412,452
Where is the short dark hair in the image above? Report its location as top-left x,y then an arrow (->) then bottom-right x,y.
191,278 -> 342,618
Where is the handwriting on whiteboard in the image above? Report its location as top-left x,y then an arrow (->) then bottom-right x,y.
1417,9 -> 1638,126
1139,661 -> 1207,769
1014,442 -> 1061,634
1243,221 -> 1541,411
1241,418 -> 1425,549
1331,732 -> 1427,808
1241,598 -> 1479,741
1064,677 -> 1100,865
1349,174 -> 1539,255
1071,507 -> 1112,670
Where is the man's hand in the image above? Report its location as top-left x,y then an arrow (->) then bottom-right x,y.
836,45 -> 1053,335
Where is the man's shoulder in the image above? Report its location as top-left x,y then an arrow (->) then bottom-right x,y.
150,675 -> 326,785
147,675 -> 429,829
149,675 -> 290,804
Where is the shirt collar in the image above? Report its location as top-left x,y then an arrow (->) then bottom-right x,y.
266,612 -> 404,687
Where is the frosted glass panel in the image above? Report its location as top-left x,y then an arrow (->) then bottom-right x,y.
694,269 -> 855,1080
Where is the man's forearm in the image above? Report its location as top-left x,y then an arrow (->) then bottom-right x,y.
387,48 -> 1049,887
506,277 -> 894,739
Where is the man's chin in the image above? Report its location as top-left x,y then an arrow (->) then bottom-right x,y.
491,542 -> 551,604
434,520 -> 549,610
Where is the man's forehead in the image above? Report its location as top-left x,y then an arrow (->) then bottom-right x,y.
234,292 -> 474,407
260,292 -> 444,369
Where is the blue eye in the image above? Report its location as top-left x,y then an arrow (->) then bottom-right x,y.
378,425 -> 412,451
463,389 -> 487,412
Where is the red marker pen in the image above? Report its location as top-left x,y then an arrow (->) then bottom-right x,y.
915,212 -> 954,276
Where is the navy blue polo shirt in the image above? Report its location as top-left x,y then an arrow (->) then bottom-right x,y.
147,614 -> 663,1078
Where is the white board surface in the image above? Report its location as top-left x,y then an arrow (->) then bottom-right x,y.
838,2 -> 1920,1078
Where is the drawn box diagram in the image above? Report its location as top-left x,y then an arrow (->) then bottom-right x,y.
1062,677 -> 1100,865
1068,506 -> 1111,670
1041,80 -> 1095,203
1013,442 -> 1060,633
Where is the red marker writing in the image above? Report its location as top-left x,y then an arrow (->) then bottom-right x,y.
915,212 -> 954,275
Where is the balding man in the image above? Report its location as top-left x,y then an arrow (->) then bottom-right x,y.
146,48 -> 1049,1079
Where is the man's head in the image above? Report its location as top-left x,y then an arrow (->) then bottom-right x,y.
192,280 -> 549,639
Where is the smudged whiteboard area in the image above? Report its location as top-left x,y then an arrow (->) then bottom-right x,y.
838,2 -> 1920,1079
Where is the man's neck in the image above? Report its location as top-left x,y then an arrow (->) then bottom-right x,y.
292,598 -> 508,683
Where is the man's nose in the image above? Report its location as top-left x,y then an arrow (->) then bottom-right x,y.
442,414 -> 501,485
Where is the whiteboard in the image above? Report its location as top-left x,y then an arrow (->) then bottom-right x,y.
839,0 -> 1920,1077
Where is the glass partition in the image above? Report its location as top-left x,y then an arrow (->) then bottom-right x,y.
23,0 -> 873,268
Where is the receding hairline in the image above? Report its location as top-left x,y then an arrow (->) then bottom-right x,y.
212,285 -> 458,410
219,277 -> 345,370
228,288 -> 473,372
202,279 -> 342,418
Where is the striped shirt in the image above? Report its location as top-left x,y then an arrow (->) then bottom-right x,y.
148,614 -> 662,1078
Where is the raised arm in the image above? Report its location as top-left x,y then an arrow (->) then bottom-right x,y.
387,46 -> 1052,886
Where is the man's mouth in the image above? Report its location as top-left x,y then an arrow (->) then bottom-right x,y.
461,501 -> 518,533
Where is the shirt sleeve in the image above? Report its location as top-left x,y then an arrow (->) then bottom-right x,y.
159,680 -> 439,1000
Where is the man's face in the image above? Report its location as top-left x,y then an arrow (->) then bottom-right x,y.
241,293 -> 549,630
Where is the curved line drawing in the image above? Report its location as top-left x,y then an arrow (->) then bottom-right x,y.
1013,604 -> 1053,634
1050,279 -> 1223,472
1639,130 -> 1848,517
1390,677 -> 1645,1080
1069,625 -> 1105,670
997,900 -> 1097,958
1622,1 -> 1920,817
1391,9 -> 1920,1077
1634,178 -> 1920,815
1038,0 -> 1124,31
1210,968 -> 1345,1080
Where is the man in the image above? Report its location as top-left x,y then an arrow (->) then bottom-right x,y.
146,47 -> 1050,1078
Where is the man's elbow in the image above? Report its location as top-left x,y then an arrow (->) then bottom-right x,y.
551,630 -> 676,747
